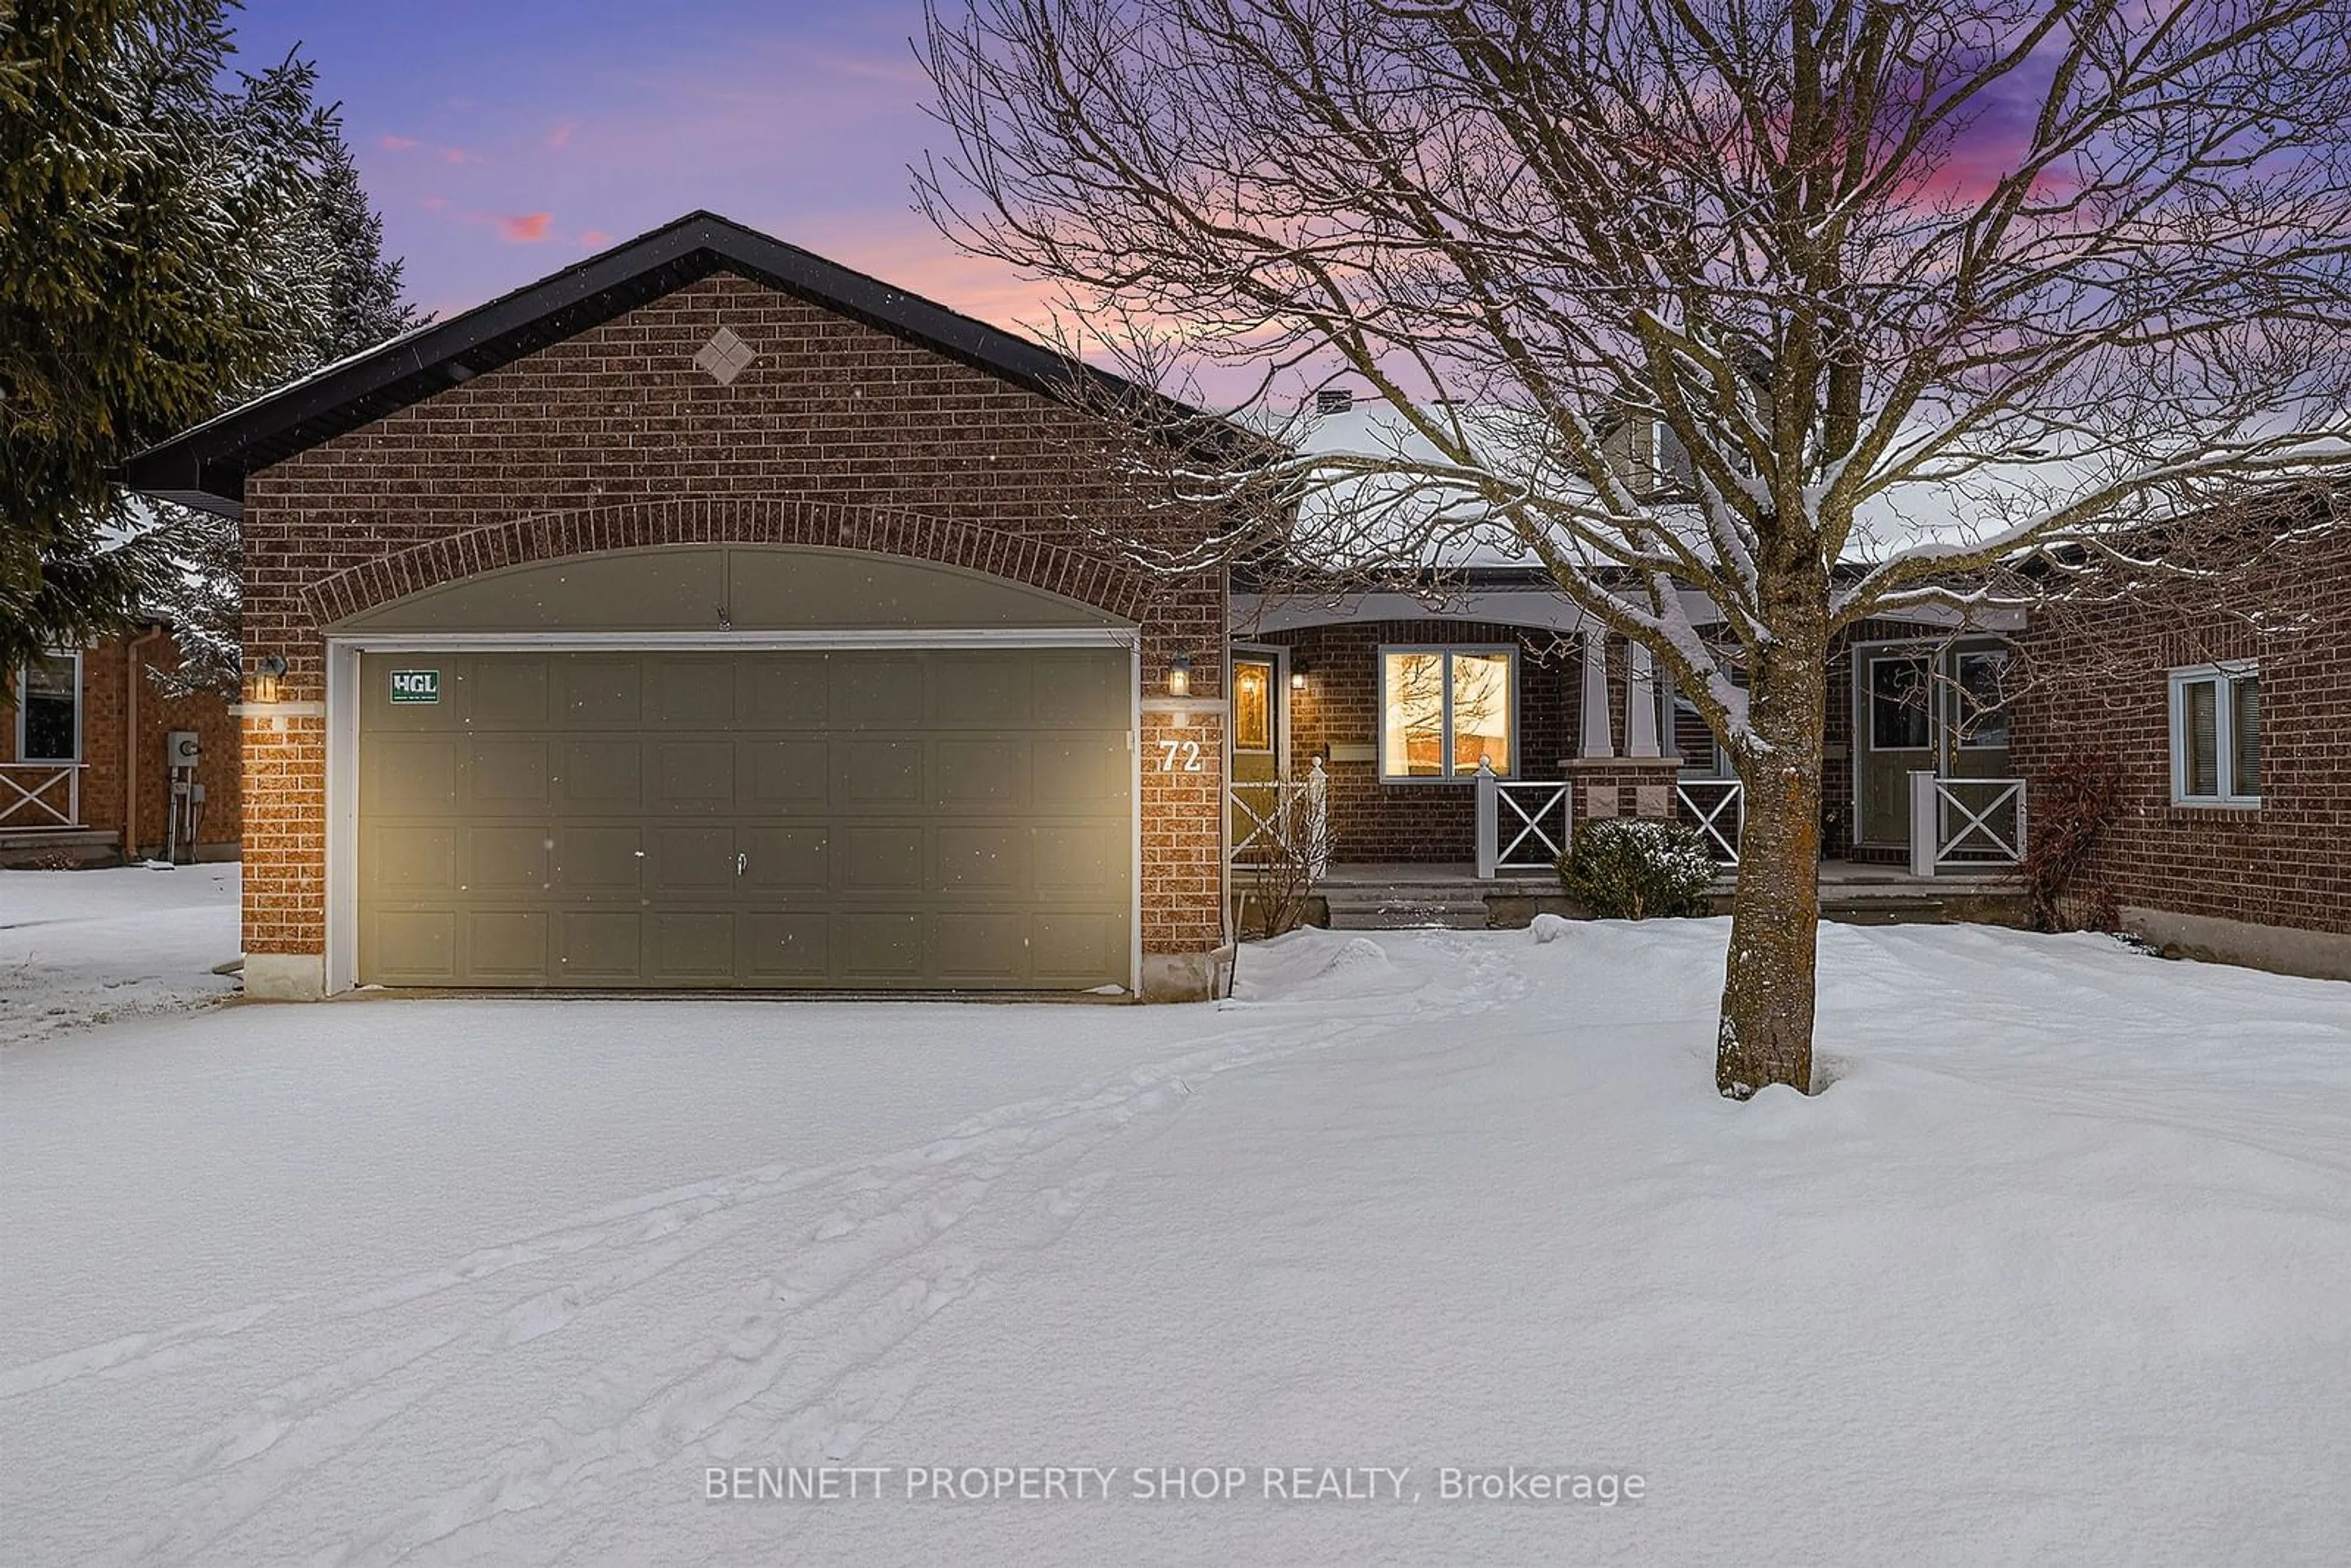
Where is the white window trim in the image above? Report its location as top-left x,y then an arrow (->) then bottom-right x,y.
1376,643 -> 1518,783
2169,661 -> 2260,808
15,651 -> 84,763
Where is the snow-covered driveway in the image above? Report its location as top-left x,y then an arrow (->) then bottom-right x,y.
3,878 -> 2348,1566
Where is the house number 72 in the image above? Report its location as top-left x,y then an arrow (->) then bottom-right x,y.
1157,740 -> 1203,773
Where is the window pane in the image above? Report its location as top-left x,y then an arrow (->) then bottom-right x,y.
2183,678 -> 2219,797
2230,675 -> 2260,798
1870,657 -> 1930,749
1450,651 -> 1512,775
1382,652 -> 1446,776
20,655 -> 78,760
1956,651 -> 2009,749
1232,660 -> 1271,752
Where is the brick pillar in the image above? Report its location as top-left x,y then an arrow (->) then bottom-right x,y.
1138,701 -> 1226,1000
1564,755 -> 1685,833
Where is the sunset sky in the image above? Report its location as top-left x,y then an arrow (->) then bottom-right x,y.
233,0 -> 1040,326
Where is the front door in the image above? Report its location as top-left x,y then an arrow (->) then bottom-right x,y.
1228,650 -> 1283,855
1853,640 -> 2015,851
1858,652 -> 1934,847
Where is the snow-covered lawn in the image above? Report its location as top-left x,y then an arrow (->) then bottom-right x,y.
0,865 -> 241,1046
3,877 -> 2347,1566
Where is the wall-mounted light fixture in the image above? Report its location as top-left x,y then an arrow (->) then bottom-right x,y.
1166,652 -> 1193,697
252,654 -> 288,704
1290,659 -> 1310,692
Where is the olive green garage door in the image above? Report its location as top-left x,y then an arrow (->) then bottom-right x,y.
356,648 -> 1133,989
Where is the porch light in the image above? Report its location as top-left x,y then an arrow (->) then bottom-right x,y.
252,654 -> 288,704
1290,659 -> 1310,691
1167,652 -> 1193,697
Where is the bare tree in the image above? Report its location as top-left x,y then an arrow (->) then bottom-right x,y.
918,0 -> 2351,1096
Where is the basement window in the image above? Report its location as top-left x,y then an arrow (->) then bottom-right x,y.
1379,647 -> 1514,779
2170,663 -> 2260,807
15,653 -> 81,762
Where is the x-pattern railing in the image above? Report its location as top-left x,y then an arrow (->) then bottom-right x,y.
0,762 -> 85,828
1230,761 -> 1330,879
1491,779 -> 1571,872
1676,779 -> 1744,864
1934,778 -> 2027,865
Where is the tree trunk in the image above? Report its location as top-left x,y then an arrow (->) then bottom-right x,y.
1717,628 -> 1829,1099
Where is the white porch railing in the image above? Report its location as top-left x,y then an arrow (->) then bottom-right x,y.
1474,763 -> 1571,877
1676,779 -> 1744,864
1230,757 -> 1331,880
1908,771 -> 2028,877
1,762 -> 86,830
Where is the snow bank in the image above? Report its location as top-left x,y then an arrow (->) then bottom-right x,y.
2,906 -> 2347,1565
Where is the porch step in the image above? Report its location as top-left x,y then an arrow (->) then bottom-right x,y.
1322,892 -> 1495,931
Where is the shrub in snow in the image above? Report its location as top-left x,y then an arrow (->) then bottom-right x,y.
1556,819 -> 1717,920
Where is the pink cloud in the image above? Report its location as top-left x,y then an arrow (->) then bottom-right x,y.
419,193 -> 448,212
580,229 -> 612,247
380,134 -> 421,152
547,120 -> 579,151
441,146 -> 484,165
498,212 -> 554,243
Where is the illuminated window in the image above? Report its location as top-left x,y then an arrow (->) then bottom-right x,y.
2170,664 -> 2259,806
1379,647 -> 1513,779
1232,658 -> 1272,753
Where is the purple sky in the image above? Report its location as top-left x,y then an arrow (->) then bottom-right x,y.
232,0 -> 1045,328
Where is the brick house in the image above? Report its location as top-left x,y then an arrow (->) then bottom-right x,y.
124,212 -> 1232,1000
2,631 -> 241,867
118,211 -> 2341,995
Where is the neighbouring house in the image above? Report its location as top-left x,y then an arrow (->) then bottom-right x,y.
116,211 -> 2343,998
2,630 -> 241,868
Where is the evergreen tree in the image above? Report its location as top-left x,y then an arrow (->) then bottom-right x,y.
0,0 -> 343,673
151,126 -> 428,696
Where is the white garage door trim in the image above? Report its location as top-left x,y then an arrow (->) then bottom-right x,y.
321,630 -> 1142,997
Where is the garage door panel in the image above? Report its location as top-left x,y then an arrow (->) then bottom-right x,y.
841,912 -> 924,978
369,825 -> 457,893
738,656 -> 829,726
650,912 -> 736,983
933,912 -> 1026,981
468,911 -> 551,979
367,909 -> 456,983
359,647 -> 1133,990
557,739 -> 643,808
650,825 -> 736,892
557,827 -> 643,893
840,741 -> 924,806
937,825 -> 1027,892
469,738 -> 552,809
1033,823 -> 1124,895
473,658 -> 551,726
741,738 -> 830,808
929,656 -> 1030,726
469,827 -> 552,891
367,735 -> 459,810
831,655 -> 926,728
1033,735 -> 1130,805
647,655 -> 738,728
935,739 -> 1029,808
560,658 -> 645,726
557,912 -> 642,981
743,825 -> 829,891
841,826 -> 924,891
741,912 -> 830,981
1032,913 -> 1125,984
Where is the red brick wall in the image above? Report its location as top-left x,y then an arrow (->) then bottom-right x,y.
1257,620 -> 1580,862
2,634 -> 241,857
238,269 -> 1228,967
2009,532 -> 2351,937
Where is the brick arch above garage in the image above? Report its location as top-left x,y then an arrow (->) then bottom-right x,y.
303,497 -> 1157,631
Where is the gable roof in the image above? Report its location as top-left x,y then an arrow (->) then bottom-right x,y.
120,211 -> 1209,519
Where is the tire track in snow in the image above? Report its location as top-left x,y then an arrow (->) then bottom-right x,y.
87,1011 -> 1373,1567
